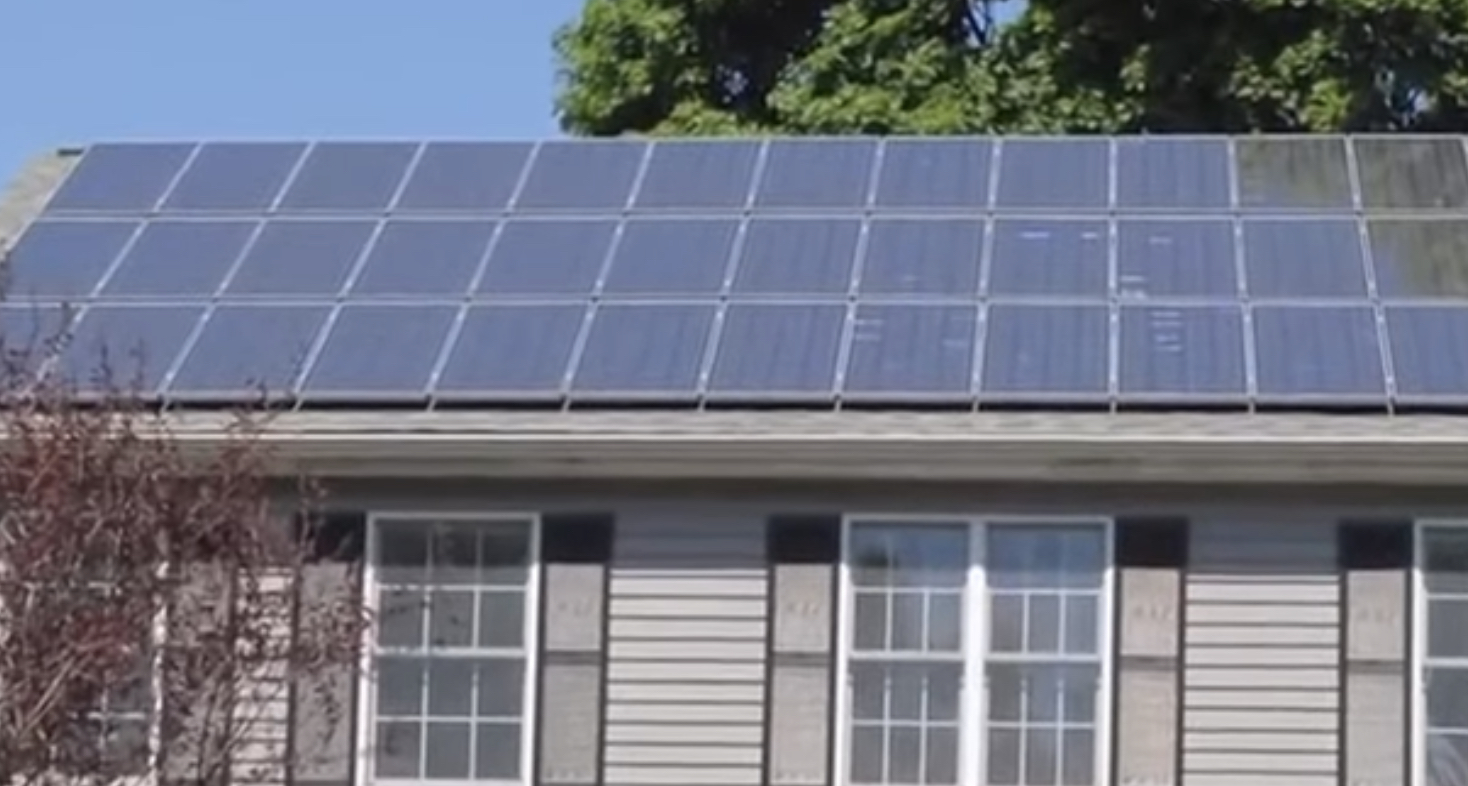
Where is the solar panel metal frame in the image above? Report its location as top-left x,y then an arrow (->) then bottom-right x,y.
429,301 -> 589,406
976,302 -> 1113,406
1380,304 -> 1468,408
703,300 -> 847,404
296,302 -> 460,405
565,300 -> 718,405
1248,303 -> 1391,409
1114,303 -> 1249,407
838,302 -> 981,406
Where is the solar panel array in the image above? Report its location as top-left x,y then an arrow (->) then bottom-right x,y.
7,135 -> 1468,411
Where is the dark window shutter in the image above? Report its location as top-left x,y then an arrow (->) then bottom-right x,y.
1116,517 -> 1189,568
542,512 -> 614,564
1340,520 -> 1412,570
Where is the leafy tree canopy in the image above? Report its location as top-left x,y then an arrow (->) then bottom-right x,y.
553,0 -> 1468,135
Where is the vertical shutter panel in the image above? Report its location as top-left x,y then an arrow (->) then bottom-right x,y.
1339,521 -> 1411,786
765,515 -> 840,786
1112,517 -> 1188,786
537,513 -> 614,786
288,511 -> 366,786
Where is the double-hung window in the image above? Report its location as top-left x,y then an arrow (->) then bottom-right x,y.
842,518 -> 1111,786
366,515 -> 539,784
1418,524 -> 1468,786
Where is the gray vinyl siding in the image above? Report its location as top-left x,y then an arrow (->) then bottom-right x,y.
603,516 -> 768,786
1182,520 -> 1341,786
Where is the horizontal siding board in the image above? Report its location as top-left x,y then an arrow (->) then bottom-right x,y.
610,640 -> 767,661
1183,775 -> 1335,786
1185,752 -> 1336,774
1186,602 -> 1338,625
609,661 -> 767,682
612,576 -> 767,597
610,597 -> 767,619
1187,581 -> 1340,603
1186,667 -> 1339,689
1185,646 -> 1337,667
1185,688 -> 1339,709
1187,708 -> 1337,731
606,745 -> 764,766
604,765 -> 763,785
1186,624 -> 1338,646
611,618 -> 767,641
609,724 -> 765,745
608,681 -> 765,703
607,702 -> 765,723
1184,731 -> 1339,752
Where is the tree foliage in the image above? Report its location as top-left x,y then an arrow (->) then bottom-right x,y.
554,0 -> 1468,135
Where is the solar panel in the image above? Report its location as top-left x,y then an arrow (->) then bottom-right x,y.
753,139 -> 876,209
101,220 -> 257,297
433,303 -> 585,400
570,303 -> 715,400
634,141 -> 761,210
602,219 -> 740,296
162,142 -> 306,211
475,219 -> 616,297
349,220 -> 495,297
1367,218 -> 1468,299
515,140 -> 646,211
980,304 -> 1109,399
987,219 -> 1108,297
1116,219 -> 1236,298
1242,219 -> 1366,298
730,218 -> 860,296
223,220 -> 376,297
706,303 -> 845,399
873,139 -> 992,208
61,304 -> 204,392
276,142 -> 418,212
1354,137 -> 1468,210
167,304 -> 331,400
3,220 -> 138,298
994,139 -> 1108,210
394,142 -> 531,212
843,304 -> 977,399
46,143 -> 194,213
858,219 -> 983,296
0,302 -> 74,356
1118,305 -> 1245,399
1115,138 -> 1231,209
1234,137 -> 1352,211
301,305 -> 457,399
1251,305 -> 1386,401
1385,305 -> 1468,401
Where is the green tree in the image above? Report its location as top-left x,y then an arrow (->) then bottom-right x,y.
553,0 -> 1468,135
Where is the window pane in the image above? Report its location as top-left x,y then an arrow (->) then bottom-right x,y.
929,593 -> 962,652
378,524 -> 428,583
474,721 -> 522,779
852,663 -> 884,720
1428,668 -> 1468,729
989,527 -> 1104,590
480,524 -> 531,586
850,661 -> 962,723
428,591 -> 475,647
377,590 -> 424,647
476,658 -> 525,717
851,725 -> 884,784
854,592 -> 889,651
990,593 -> 1025,653
889,727 -> 922,783
1060,729 -> 1095,786
478,591 -> 526,648
890,664 -> 924,721
1427,732 -> 1468,786
926,727 -> 959,785
988,727 -> 1022,785
375,721 -> 421,778
1064,595 -> 1100,654
1426,528 -> 1468,594
850,524 -> 968,588
1431,600 -> 1468,658
1025,727 -> 1059,786
431,525 -> 479,585
987,664 -> 1099,725
1026,595 -> 1062,654
892,592 -> 925,651
427,659 -> 474,716
377,657 -> 425,715
424,722 -> 471,779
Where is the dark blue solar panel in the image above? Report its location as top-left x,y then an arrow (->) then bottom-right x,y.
730,219 -> 860,296
301,305 -> 457,399
1252,306 -> 1386,400
394,142 -> 531,211
0,303 -> 73,373
61,304 -> 204,393
276,142 -> 418,212
635,141 -> 760,209
515,141 -> 646,211
1118,305 -> 1245,398
1243,219 -> 1366,298
995,139 -> 1108,210
476,220 -> 616,297
1115,138 -> 1230,209
602,219 -> 740,296
1116,219 -> 1236,298
224,220 -> 375,297
874,139 -> 992,208
168,305 -> 331,399
1384,306 -> 1468,400
1354,137 -> 1468,210
46,143 -> 194,213
162,143 -> 306,211
570,303 -> 716,399
987,219 -> 1108,297
1367,219 -> 1468,299
1235,137 -> 1353,211
4,220 -> 138,298
706,303 -> 845,398
434,304 -> 585,399
753,139 -> 877,209
101,220 -> 256,297
859,219 -> 983,296
981,304 -> 1109,398
350,220 -> 496,297
844,304 -> 977,399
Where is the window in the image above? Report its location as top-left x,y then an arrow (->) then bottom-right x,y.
841,518 -> 1111,786
1418,525 -> 1468,786
366,516 -> 538,784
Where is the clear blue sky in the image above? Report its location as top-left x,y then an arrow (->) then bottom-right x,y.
0,0 -> 583,179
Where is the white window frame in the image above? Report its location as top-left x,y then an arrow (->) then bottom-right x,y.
834,514 -> 1115,786
357,511 -> 542,786
1412,519 -> 1468,786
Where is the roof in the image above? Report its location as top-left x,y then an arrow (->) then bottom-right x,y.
4,135 -> 1468,482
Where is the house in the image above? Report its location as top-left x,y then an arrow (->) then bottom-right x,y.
0,134 -> 1464,786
